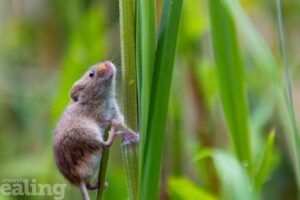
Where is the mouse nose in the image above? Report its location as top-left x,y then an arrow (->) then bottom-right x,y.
97,61 -> 114,77
96,61 -> 115,77
104,61 -> 114,68
97,63 -> 108,77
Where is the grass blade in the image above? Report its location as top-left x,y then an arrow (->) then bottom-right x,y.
136,0 -> 157,184
209,0 -> 252,174
221,0 -> 279,83
254,130 -> 275,190
140,0 -> 183,199
196,150 -> 256,200
275,0 -> 300,191
212,151 -> 256,200
168,177 -> 218,200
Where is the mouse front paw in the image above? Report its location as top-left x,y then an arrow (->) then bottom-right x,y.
111,118 -> 124,127
100,120 -> 111,127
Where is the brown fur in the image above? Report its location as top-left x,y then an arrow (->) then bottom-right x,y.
52,61 -> 123,200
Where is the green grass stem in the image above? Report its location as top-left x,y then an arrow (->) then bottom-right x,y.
96,129 -> 110,200
140,0 -> 183,199
276,0 -> 300,192
119,0 -> 139,199
209,0 -> 252,174
136,0 -> 157,180
119,0 -> 138,131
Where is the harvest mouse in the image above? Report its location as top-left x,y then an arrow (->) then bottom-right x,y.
53,61 -> 124,200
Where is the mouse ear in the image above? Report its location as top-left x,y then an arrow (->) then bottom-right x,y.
70,83 -> 85,102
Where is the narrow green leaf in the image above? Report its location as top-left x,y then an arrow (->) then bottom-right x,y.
275,0 -> 300,191
209,0 -> 252,173
254,130 -> 275,190
212,151 -> 257,200
140,0 -> 183,199
136,0 -> 157,185
135,0 -> 142,123
196,150 -> 257,200
220,0 -> 300,192
221,0 -> 279,84
168,177 -> 218,200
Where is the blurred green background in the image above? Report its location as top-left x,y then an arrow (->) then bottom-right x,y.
0,0 -> 299,199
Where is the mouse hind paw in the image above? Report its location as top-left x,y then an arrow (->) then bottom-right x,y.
86,181 -> 108,191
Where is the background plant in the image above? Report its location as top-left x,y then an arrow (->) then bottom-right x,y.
0,0 -> 300,200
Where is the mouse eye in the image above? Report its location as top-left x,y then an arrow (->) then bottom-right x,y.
89,71 -> 95,78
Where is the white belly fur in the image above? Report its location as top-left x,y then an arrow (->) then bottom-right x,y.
81,149 -> 102,181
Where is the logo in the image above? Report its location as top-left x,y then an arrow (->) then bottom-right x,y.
0,179 -> 66,200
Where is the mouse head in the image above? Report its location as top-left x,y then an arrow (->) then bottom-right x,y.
70,61 -> 116,102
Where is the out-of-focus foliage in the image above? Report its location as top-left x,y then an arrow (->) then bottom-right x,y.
196,150 -> 256,200
0,0 -> 300,199
168,176 -> 217,200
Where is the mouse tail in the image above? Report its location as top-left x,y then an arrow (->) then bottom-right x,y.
79,181 -> 90,200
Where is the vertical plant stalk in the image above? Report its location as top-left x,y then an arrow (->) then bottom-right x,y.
96,128 -> 111,200
119,0 -> 139,199
209,0 -> 252,175
119,0 -> 138,131
122,131 -> 139,200
136,0 -> 157,179
140,0 -> 183,199
276,0 -> 300,190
